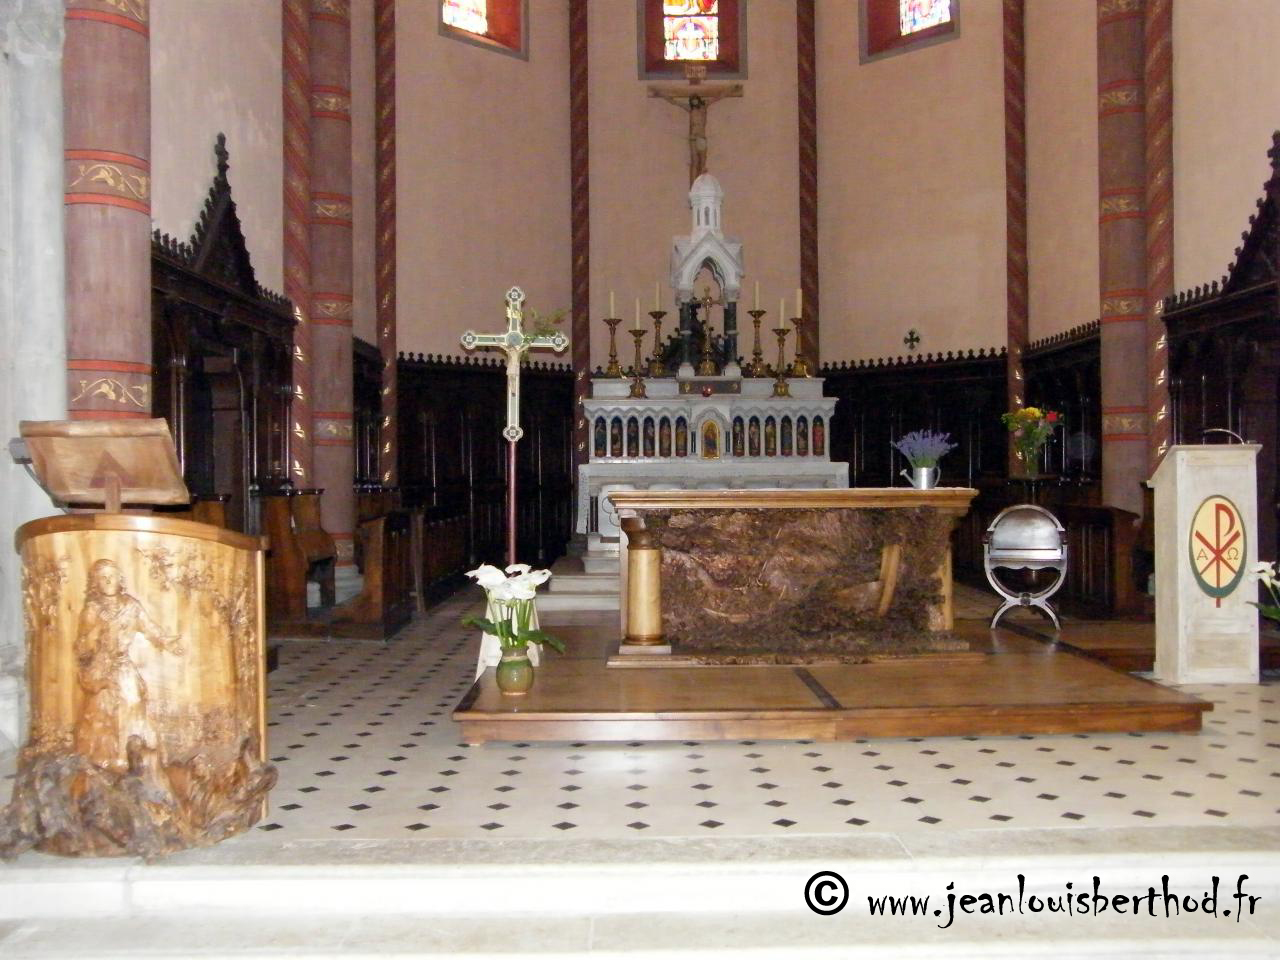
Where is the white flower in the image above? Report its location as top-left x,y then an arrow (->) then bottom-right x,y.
465,564 -> 507,589
505,563 -> 532,575
1252,561 -> 1278,588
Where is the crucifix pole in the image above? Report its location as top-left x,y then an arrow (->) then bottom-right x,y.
461,286 -> 568,567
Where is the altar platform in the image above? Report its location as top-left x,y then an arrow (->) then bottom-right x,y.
453,610 -> 1210,745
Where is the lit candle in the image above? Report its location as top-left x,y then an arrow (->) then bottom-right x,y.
654,282 -> 661,311
796,288 -> 803,317
609,290 -> 615,317
634,298 -> 641,330
754,281 -> 760,311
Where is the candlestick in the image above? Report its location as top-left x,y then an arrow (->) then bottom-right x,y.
771,327 -> 791,397
789,314 -> 811,378
628,329 -> 648,398
697,322 -> 718,376
648,310 -> 668,377
745,309 -> 768,377
602,316 -> 624,378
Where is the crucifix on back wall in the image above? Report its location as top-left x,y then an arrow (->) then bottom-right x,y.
649,64 -> 743,185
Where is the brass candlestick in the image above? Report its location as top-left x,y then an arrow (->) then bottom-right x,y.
789,315 -> 812,377
746,309 -> 768,377
602,317 -> 624,377
628,329 -> 647,398
771,327 -> 791,397
647,310 -> 667,377
697,324 -> 718,376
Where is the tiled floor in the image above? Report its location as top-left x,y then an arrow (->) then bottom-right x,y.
69,590 -> 1263,846
3,589 -> 1277,846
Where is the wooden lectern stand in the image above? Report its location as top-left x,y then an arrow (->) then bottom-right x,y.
0,420 -> 275,859
1149,444 -> 1261,685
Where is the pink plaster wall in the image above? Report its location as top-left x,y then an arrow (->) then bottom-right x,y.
1025,0 -> 1098,343
351,0 -> 377,345
817,0 -> 1007,363
150,0 -> 284,293
395,0 -> 572,359
587,0 -> 799,371
1173,0 -> 1280,291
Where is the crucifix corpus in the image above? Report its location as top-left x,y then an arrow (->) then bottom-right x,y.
648,64 -> 743,185
461,286 -> 568,566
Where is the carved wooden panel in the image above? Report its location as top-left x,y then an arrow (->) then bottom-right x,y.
1,516 -> 274,859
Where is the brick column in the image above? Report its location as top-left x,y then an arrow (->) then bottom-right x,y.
1004,0 -> 1028,473
796,0 -> 819,367
1097,0 -> 1148,515
569,0 -> 590,468
375,0 -> 396,485
63,0 -> 151,420
1144,0 -> 1173,470
309,0 -> 355,564
283,0 -> 314,485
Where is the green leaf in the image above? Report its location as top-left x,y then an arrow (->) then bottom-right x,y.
462,615 -> 500,634
1250,602 -> 1280,623
519,628 -> 565,653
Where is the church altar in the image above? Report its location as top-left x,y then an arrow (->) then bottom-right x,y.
608,489 -> 977,658
577,171 -> 847,546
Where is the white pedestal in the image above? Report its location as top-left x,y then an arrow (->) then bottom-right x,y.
1149,444 -> 1260,684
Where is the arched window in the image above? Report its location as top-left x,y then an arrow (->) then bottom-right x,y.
861,0 -> 956,63
441,0 -> 526,59
641,0 -> 743,80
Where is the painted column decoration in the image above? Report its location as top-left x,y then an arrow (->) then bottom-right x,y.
282,0 -> 313,485
1097,0 -> 1149,516
374,0 -> 396,485
796,0 -> 819,368
1004,0 -> 1029,472
308,0 -> 356,564
63,0 -> 151,421
569,0 -> 591,467
1144,0 -> 1173,471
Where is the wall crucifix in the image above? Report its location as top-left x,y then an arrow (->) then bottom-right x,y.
461,286 -> 568,564
648,65 -> 743,185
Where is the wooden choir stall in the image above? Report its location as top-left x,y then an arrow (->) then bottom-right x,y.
0,420 -> 275,859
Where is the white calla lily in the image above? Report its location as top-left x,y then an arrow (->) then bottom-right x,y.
505,563 -> 532,575
466,564 -> 507,589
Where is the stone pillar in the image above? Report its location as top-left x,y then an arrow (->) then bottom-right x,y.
309,0 -> 355,565
283,0 -> 314,486
374,0 -> 396,486
1097,0 -> 1148,516
62,0 -> 151,421
1,0 -> 68,750
1144,0 -> 1173,470
796,0 -> 819,368
569,0 -> 590,469
1004,0 -> 1029,473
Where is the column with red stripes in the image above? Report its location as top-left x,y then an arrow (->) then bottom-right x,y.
1097,0 -> 1149,515
63,0 -> 152,421
309,0 -> 355,564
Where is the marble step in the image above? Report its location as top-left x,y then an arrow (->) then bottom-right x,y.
582,554 -> 620,576
549,573 -> 619,594
3,831 -> 1278,957
536,591 -> 620,612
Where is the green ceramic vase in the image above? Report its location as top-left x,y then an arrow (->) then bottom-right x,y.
496,646 -> 534,695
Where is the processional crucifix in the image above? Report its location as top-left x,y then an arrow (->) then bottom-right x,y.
461,286 -> 568,566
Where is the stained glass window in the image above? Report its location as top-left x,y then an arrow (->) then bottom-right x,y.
442,0 -> 487,36
663,0 -> 719,62
899,0 -> 951,35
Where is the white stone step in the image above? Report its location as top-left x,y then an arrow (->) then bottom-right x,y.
2,831 -> 1278,957
549,573 -> 619,594
536,592 -> 620,612
582,555 -> 620,576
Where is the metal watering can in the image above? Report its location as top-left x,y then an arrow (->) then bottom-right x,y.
900,465 -> 940,490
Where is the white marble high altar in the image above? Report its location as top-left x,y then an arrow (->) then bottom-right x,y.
577,374 -> 846,547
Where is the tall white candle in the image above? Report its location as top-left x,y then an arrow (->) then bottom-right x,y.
754,281 -> 760,311
796,287 -> 803,317
780,298 -> 786,322
634,298 -> 641,330
609,290 -> 615,317
654,282 -> 661,311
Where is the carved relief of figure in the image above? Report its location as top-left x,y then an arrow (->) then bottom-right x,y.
732,417 -> 745,458
74,559 -> 183,774
610,417 -> 623,457
675,417 -> 689,457
765,417 -> 777,457
659,417 -> 672,457
797,416 -> 809,457
643,417 -> 656,458
781,417 -> 793,457
748,417 -> 760,457
594,417 -> 606,458
813,416 -> 825,456
626,417 -> 640,457
701,421 -> 719,459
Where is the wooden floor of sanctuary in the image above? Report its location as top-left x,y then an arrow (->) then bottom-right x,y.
453,610 -> 1215,745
